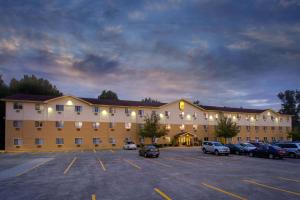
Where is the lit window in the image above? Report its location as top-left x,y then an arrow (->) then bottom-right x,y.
56,121 -> 64,128
125,122 -> 131,129
246,126 -> 250,132
215,114 -> 219,119
56,138 -> 64,145
109,138 -> 116,144
75,138 -> 83,145
35,104 -> 44,111
166,124 -> 171,130
13,121 -> 22,128
193,124 -> 197,130
56,105 -> 64,112
179,124 -> 185,130
75,105 -> 82,113
75,121 -> 83,129
93,138 -> 101,145
14,138 -> 23,145
92,122 -> 100,129
35,138 -> 44,145
35,121 -> 43,128
13,102 -> 23,110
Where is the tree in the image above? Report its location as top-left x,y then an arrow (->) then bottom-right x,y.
139,113 -> 167,144
98,90 -> 118,100
278,90 -> 300,129
215,117 -> 240,144
0,75 -> 9,150
193,100 -> 201,106
288,127 -> 300,141
9,75 -> 62,96
141,97 -> 160,103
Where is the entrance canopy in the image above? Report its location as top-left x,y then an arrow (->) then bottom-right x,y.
174,132 -> 197,138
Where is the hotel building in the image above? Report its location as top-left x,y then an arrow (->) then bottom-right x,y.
2,94 -> 292,152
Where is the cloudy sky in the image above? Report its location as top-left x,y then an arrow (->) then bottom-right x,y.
0,0 -> 300,110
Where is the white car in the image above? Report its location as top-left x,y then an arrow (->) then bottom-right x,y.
202,141 -> 230,155
123,142 -> 137,150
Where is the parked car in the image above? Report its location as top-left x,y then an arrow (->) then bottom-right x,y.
123,142 -> 137,150
202,141 -> 230,156
139,145 -> 160,158
239,142 -> 257,154
249,144 -> 286,159
225,144 -> 246,155
249,142 -> 264,148
274,143 -> 300,158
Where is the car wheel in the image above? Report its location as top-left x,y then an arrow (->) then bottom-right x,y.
268,154 -> 274,159
290,153 -> 296,158
235,151 -> 239,155
144,153 -> 148,158
249,152 -> 254,157
202,148 -> 207,154
214,150 -> 219,156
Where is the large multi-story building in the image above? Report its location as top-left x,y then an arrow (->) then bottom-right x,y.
2,94 -> 292,152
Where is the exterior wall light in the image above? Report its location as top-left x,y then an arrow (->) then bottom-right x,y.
66,100 -> 73,106
102,110 -> 107,116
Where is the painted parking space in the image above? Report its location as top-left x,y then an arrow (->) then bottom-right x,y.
0,148 -> 299,200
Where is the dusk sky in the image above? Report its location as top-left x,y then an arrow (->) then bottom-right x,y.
0,0 -> 300,110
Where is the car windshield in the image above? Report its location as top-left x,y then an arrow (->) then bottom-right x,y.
235,144 -> 243,148
213,143 -> 223,146
271,145 -> 281,150
242,143 -> 255,147
146,145 -> 156,149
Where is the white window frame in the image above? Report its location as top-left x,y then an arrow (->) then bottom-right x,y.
35,138 -> 44,145
13,102 -> 23,110
75,138 -> 83,145
56,105 -> 64,112
138,110 -> 144,117
93,138 -> 101,145
56,121 -> 64,128
92,122 -> 100,129
125,122 -> 131,129
13,120 -> 23,128
75,105 -> 82,113
93,106 -> 100,113
56,138 -> 64,145
35,121 -> 43,128
14,138 -> 23,146
75,121 -> 83,129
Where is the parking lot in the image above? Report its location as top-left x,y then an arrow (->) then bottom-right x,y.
0,147 -> 300,200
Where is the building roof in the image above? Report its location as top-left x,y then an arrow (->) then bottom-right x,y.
2,93 -> 273,113
199,105 -> 267,114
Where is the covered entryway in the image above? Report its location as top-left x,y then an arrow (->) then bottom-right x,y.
174,132 -> 197,146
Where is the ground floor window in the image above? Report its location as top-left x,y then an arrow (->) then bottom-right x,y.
14,138 -> 23,145
93,138 -> 101,145
246,137 -> 250,142
263,137 -> 268,142
237,137 -> 242,142
109,138 -> 116,145
35,138 -> 44,145
56,138 -> 64,145
204,137 -> 209,141
13,121 -> 23,128
75,138 -> 83,145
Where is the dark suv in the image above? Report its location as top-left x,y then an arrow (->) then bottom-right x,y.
249,144 -> 286,159
275,143 -> 300,158
139,145 -> 160,158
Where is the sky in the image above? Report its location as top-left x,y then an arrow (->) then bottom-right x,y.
0,0 -> 300,110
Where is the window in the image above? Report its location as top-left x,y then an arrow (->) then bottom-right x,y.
193,124 -> 197,130
255,137 -> 259,141
93,106 -> 99,113
56,121 -> 64,128
93,138 -> 101,145
75,138 -> 83,145
35,121 -> 43,128
271,126 -> 275,131
56,138 -> 64,145
179,124 -> 185,130
35,138 -> 44,145
263,137 -> 268,142
179,112 -> 184,119
237,114 -> 241,120
272,137 -> 276,142
204,113 -> 208,119
109,138 -> 116,144
138,110 -> 144,117
14,138 -> 23,145
75,105 -> 82,113
92,122 -> 100,129
125,122 -> 131,129
109,122 -> 115,129
138,124 -> 144,129
237,137 -> 242,142
166,124 -> 171,130
152,110 -> 156,116
56,105 -> 64,112
193,112 -> 197,119
13,102 -> 23,110
286,127 -> 290,132
279,126 -> 282,132
255,126 -> 259,132
35,104 -> 44,111
109,107 -> 116,115
204,137 -> 209,141
263,115 -> 267,121
263,126 -> 267,131
246,126 -> 250,132
165,111 -> 170,118
125,107 -> 130,115
13,121 -> 22,128
75,121 -> 83,129
246,137 -> 250,142
203,125 -> 208,131
271,116 -> 274,121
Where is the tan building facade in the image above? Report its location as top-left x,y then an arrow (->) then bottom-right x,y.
2,94 -> 292,152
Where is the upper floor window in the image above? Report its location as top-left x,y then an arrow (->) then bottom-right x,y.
263,126 -> 267,131
263,115 -> 267,121
13,120 -> 22,128
56,105 -> 64,112
125,107 -> 130,116
109,107 -> 116,115
166,124 -> 171,130
138,124 -> 144,129
35,104 -> 44,112
255,126 -> 259,131
193,124 -> 197,130
271,126 -> 275,131
35,121 -> 43,128
13,102 -> 23,110
75,121 -> 83,129
152,110 -> 156,116
93,106 -> 99,113
109,122 -> 115,129
204,113 -> 208,119
56,138 -> 64,145
14,138 -> 23,145
165,111 -> 170,118
246,126 -> 250,132
125,122 -> 131,129
138,110 -> 144,117
56,121 -> 64,128
75,105 -> 82,113
92,122 -> 100,129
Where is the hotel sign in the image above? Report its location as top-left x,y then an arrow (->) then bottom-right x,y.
179,100 -> 185,111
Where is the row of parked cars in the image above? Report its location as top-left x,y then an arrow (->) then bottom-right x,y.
202,141 -> 300,159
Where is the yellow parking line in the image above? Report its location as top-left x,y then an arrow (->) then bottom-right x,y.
243,179 -> 300,196
64,157 -> 77,175
91,194 -> 96,200
98,159 -> 106,171
278,177 -> 300,183
148,159 -> 172,168
154,188 -> 172,200
201,183 -> 247,200
17,159 -> 51,177
124,159 -> 141,170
